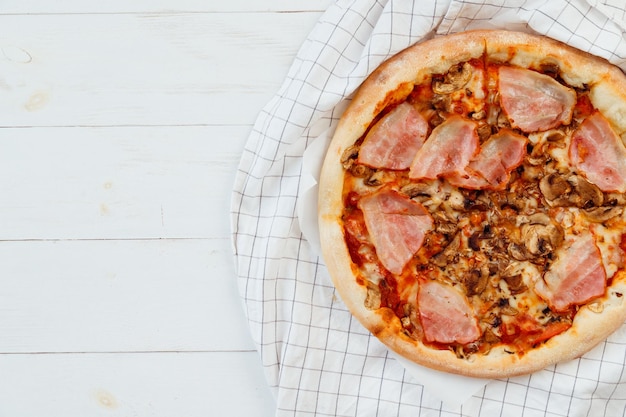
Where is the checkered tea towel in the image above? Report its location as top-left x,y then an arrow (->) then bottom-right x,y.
231,0 -> 626,415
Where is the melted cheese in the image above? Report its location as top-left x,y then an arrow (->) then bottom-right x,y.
593,220 -> 626,279
449,62 -> 486,116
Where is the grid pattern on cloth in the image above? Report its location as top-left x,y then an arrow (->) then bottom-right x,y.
230,0 -> 626,416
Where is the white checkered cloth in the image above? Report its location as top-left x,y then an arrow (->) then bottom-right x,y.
231,1 -> 626,415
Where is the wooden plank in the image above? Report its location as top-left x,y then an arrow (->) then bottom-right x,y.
0,12 -> 322,127
0,238 -> 256,353
0,351 -> 275,417
0,126 -> 246,240
0,0 -> 332,14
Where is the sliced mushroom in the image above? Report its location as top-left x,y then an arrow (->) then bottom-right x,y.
507,242 -> 529,261
468,231 -> 482,251
436,221 -> 457,236
445,189 -> 467,211
481,224 -> 495,239
605,192 -> 626,206
524,226 -> 551,256
500,304 -> 519,316
487,108 -> 500,127
431,94 -> 450,111
341,145 -> 359,169
503,274 -> 528,295
539,61 -> 560,78
471,110 -> 487,121
462,189 -> 491,211
431,232 -> 461,268
489,247 -> 511,276
494,298 -> 517,315
364,283 -> 381,310
545,130 -> 566,143
521,222 -> 564,258
568,175 -> 604,208
481,236 -> 509,262
364,170 -> 384,186
497,191 -> 534,213
540,173 -> 603,208
526,228 -> 551,256
483,327 -> 501,343
497,111 -> 512,128
401,182 -> 435,199
526,142 -> 551,166
429,112 -> 445,128
501,261 -> 525,278
463,268 -> 489,297
505,216 -> 563,263
526,154 -> 548,167
477,123 -> 492,141
526,212 -> 551,226
432,62 -> 472,95
522,164 -> 544,182
539,172 -> 571,204
584,206 -> 624,223
432,208 -> 458,225
349,164 -> 372,178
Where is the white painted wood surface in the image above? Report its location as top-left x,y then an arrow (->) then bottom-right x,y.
0,1 -> 332,415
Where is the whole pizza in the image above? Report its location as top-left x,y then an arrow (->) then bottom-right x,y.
318,30 -> 626,378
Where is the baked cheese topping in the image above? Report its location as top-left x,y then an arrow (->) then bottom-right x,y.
340,58 -> 626,357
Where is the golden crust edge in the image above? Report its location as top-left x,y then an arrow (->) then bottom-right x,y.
376,271 -> 626,379
318,29 -> 626,378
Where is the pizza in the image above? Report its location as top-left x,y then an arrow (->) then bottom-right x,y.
317,30 -> 626,378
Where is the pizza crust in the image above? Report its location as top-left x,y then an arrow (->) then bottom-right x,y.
318,30 -> 626,378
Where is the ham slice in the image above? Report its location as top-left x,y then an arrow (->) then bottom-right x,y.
448,129 -> 527,189
409,115 -> 479,180
499,66 -> 576,132
569,111 -> 626,193
357,189 -> 433,274
446,171 -> 490,189
418,280 -> 481,344
357,102 -> 429,170
534,231 -> 606,312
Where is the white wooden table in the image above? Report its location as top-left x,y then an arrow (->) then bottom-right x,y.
0,1 -> 331,415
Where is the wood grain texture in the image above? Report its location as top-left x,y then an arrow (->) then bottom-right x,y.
0,126 -> 245,240
0,0 -> 322,415
0,238 -> 254,353
0,12 -> 322,127
0,351 -> 275,417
